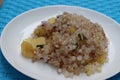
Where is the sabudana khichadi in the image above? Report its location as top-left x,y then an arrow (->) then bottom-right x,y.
21,12 -> 108,77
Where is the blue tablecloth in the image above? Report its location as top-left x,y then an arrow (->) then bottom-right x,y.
0,0 -> 120,80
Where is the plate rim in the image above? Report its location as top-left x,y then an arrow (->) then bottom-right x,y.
1,5 -> 120,80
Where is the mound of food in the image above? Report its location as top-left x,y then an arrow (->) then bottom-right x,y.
21,12 -> 108,77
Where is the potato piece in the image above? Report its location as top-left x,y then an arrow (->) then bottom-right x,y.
96,53 -> 107,64
48,17 -> 55,24
21,41 -> 34,58
25,37 -> 46,49
69,27 -> 76,35
86,70 -> 92,76
34,27 -> 46,37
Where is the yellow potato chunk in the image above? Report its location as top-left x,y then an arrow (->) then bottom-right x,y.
48,17 -> 55,24
21,41 -> 34,58
69,27 -> 76,34
96,53 -> 107,64
34,27 -> 47,37
25,37 -> 46,49
86,69 -> 92,76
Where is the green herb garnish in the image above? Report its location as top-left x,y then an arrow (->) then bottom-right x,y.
75,42 -> 78,48
78,33 -> 87,40
36,45 -> 44,48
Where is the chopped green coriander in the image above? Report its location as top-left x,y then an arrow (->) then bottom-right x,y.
36,45 -> 44,48
78,33 -> 87,40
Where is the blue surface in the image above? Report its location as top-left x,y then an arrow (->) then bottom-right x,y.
0,0 -> 120,80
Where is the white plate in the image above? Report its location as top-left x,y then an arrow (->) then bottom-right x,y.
1,5 -> 120,80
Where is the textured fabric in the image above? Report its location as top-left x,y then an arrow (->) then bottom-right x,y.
0,0 -> 120,80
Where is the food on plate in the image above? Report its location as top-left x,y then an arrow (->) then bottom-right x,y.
21,12 -> 108,77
